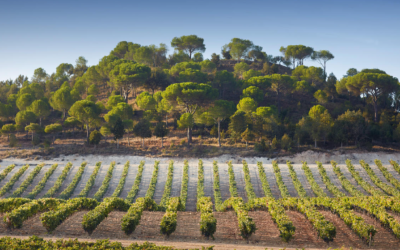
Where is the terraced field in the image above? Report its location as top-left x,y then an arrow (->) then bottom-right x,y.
0,159 -> 400,249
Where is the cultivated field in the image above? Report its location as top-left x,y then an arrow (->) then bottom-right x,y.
0,158 -> 400,249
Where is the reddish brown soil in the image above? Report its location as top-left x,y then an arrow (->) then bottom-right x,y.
354,211 -> 400,249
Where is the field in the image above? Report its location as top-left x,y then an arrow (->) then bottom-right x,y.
0,158 -> 400,249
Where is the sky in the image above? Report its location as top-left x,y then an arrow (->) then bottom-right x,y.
0,0 -> 399,81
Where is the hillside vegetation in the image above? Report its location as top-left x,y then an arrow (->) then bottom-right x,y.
0,36 -> 399,157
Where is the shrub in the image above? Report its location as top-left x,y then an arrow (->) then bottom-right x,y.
89,130 -> 102,145
9,134 -> 18,147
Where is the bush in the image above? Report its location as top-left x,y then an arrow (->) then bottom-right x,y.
210,126 -> 217,137
32,134 -> 40,146
271,136 -> 279,150
254,139 -> 268,152
89,130 -> 102,145
281,134 -> 291,150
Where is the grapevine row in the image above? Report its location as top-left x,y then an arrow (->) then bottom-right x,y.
227,161 -> 238,197
145,161 -> 160,199
286,161 -> 307,197
345,160 -> 385,196
257,162 -> 273,198
0,164 -> 29,197
111,161 -> 130,197
160,160 -> 174,208
10,163 -> 44,198
125,161 -> 145,203
272,161 -> 290,198
359,160 -> 399,196
121,197 -> 158,234
212,161 -> 223,211
160,197 -> 181,236
242,160 -> 256,200
0,198 -> 31,213
331,161 -> 364,197
0,164 -> 15,182
374,159 -> 400,191
222,197 -> 256,239
78,162 -> 101,198
179,160 -> 189,210
316,162 -> 346,197
43,162 -> 73,198
93,161 -> 116,201
26,164 -> 58,199
58,162 -> 87,199
301,162 -> 327,197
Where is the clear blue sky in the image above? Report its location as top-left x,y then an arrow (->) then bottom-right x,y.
1,0 -> 399,81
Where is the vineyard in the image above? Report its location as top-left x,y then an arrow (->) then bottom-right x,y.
0,159 -> 400,249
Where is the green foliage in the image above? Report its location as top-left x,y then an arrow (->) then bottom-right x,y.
331,161 -> 364,197
256,162 -> 273,198
121,197 -> 158,234
125,161 -> 145,203
160,161 -> 174,208
58,162 -> 87,199
4,198 -> 64,229
212,161 -> 223,211
82,197 -> 130,234
286,161 -> 307,198
0,198 -> 31,213
0,164 -> 16,183
359,160 -> 400,196
316,162 -> 346,198
40,198 -> 98,232
78,162 -> 102,198
301,162 -> 327,197
15,110 -> 36,126
10,164 -> 44,198
111,161 -> 130,197
192,52 -> 203,62
93,162 -> 116,201
345,160 -> 385,196
242,160 -> 256,200
171,35 -> 206,59
160,197 -> 182,236
180,160 -> 189,210
272,161 -> 290,198
89,130 -> 102,145
26,164 -> 58,199
133,118 -> 151,139
222,197 -> 256,239
145,161 -> 160,199
0,164 -> 29,197
268,198 -> 296,242
197,197 -> 217,238
280,134 -> 291,150
227,161 -> 238,197
237,97 -> 257,113
197,160 -> 205,199
43,163 -> 73,198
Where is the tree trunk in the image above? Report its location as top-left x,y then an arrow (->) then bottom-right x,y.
218,119 -> 221,147
161,137 -> 163,148
86,124 -> 90,143
246,140 -> 248,149
32,132 -> 34,142
165,114 -> 168,127
39,117 -> 42,126
127,132 -> 130,146
142,138 -> 144,148
373,100 -> 378,123
315,139 -> 317,148
187,127 -> 192,146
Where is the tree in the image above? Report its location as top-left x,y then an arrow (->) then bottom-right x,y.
154,122 -> 169,148
68,100 -> 102,141
213,70 -> 236,98
229,110 -> 250,143
313,90 -> 328,104
110,62 -> 151,101
111,117 -> 124,149
237,97 -> 258,113
16,93 -> 34,111
136,91 -> 156,112
221,44 -> 232,59
248,46 -> 265,61
44,123 -> 62,145
64,117 -> 81,134
311,50 -> 334,79
106,95 -> 125,110
50,86 -> 74,120
171,35 -> 206,59
2,124 -> 16,141
162,82 -> 218,144
210,53 -> 220,65
241,127 -> 254,148
177,113 -> 194,145
242,86 -> 263,103
224,38 -> 254,62
280,45 -> 314,68
133,118 -> 152,147
15,111 -> 36,131
32,68 -> 48,83
346,72 -> 399,122
242,70 -> 261,80
307,105 -> 333,147
27,99 -> 50,126
122,119 -> 134,146
333,110 -> 366,147
267,74 -> 293,112
234,62 -> 250,78
25,123 -> 42,142
143,69 -> 169,94
193,53 -> 203,62
89,130 -> 102,147
198,100 -> 235,147
345,68 -> 358,77
100,126 -> 112,143
87,84 -> 99,96
200,60 -> 216,74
